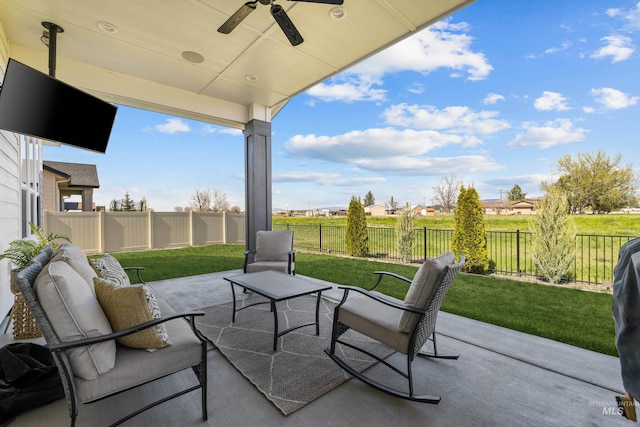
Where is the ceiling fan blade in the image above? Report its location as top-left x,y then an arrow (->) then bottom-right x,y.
218,2 -> 257,34
271,4 -> 304,46
289,0 -> 344,4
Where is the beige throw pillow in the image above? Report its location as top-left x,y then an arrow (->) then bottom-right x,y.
90,253 -> 130,287
94,278 -> 171,349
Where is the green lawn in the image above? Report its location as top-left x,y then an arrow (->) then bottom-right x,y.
106,244 -> 618,357
274,213 -> 640,236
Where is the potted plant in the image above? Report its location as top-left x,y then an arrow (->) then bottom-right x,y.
1,223 -> 69,339
1,222 -> 70,289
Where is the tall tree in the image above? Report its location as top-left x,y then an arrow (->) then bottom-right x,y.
122,192 -> 136,211
211,188 -> 230,212
346,196 -> 369,257
363,191 -> 375,207
507,184 -> 527,201
545,151 -> 637,214
396,203 -> 415,263
433,176 -> 462,213
385,196 -> 399,212
451,185 -> 488,273
529,187 -> 576,284
190,188 -> 212,212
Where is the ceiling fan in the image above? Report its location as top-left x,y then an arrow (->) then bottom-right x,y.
218,0 -> 344,46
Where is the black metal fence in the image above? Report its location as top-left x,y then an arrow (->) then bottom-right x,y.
274,223 -> 637,285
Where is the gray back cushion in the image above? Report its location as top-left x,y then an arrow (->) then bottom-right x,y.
254,231 -> 293,262
398,252 -> 454,333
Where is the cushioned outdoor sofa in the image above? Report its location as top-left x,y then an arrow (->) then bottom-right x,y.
15,244 -> 208,426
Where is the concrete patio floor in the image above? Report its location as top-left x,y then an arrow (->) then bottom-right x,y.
0,271 -> 633,427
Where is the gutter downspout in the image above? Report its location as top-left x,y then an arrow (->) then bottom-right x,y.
56,178 -> 71,211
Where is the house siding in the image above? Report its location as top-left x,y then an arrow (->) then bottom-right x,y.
0,23 -> 22,319
42,168 -> 60,211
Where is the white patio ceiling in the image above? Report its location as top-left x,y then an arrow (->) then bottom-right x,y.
0,0 -> 475,129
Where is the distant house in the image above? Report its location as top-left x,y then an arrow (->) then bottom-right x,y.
411,205 -> 435,217
511,199 -> 537,215
364,205 -> 386,217
43,161 -> 99,212
482,199 -> 537,215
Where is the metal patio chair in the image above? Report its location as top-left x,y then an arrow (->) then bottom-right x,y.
325,252 -> 465,403
244,230 -> 295,275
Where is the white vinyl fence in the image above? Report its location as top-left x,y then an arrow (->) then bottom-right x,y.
44,211 -> 245,254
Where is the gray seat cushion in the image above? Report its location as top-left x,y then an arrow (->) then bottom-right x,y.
338,292 -> 410,353
245,261 -> 294,274
75,299 -> 203,403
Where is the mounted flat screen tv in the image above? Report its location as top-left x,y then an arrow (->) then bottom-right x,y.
0,58 -> 116,153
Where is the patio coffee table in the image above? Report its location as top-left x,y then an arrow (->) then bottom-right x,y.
223,270 -> 332,351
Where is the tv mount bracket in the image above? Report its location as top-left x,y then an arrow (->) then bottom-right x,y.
41,21 -> 64,78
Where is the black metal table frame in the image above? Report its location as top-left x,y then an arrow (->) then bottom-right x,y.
224,273 -> 331,351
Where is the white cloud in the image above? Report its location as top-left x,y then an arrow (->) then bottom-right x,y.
219,128 -> 243,136
590,87 -> 639,109
544,40 -> 572,55
606,8 -> 621,18
306,75 -> 386,102
155,118 -> 190,134
286,128 -> 463,162
382,103 -> 509,136
306,19 -> 492,102
408,83 -> 424,94
273,171 -> 341,183
507,119 -> 587,148
590,35 -> 634,62
284,127 -> 502,176
621,2 -> 640,31
352,20 -> 492,80
483,93 -> 505,105
333,177 -> 387,186
272,171 -> 386,187
534,91 -> 570,111
353,155 -> 502,175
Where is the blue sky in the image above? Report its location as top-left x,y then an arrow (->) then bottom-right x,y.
44,1 -> 640,212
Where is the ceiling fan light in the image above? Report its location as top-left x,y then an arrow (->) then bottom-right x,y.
96,21 -> 118,33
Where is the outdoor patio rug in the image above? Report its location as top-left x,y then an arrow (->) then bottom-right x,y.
195,295 -> 395,415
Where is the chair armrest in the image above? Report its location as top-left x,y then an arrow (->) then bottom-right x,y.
287,250 -> 296,274
123,266 -> 146,284
47,311 -> 205,352
336,286 -> 424,315
370,271 -> 411,291
243,250 -> 256,273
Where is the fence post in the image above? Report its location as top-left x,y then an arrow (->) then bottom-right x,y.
222,211 -> 227,245
516,229 -> 521,276
319,223 -> 323,252
423,227 -> 427,261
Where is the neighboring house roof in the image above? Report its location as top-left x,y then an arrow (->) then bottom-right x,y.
482,199 -> 538,209
43,161 -> 99,188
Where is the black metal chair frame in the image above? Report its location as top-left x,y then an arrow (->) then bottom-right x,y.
15,246 -> 209,427
325,255 -> 465,404
243,230 -> 296,275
